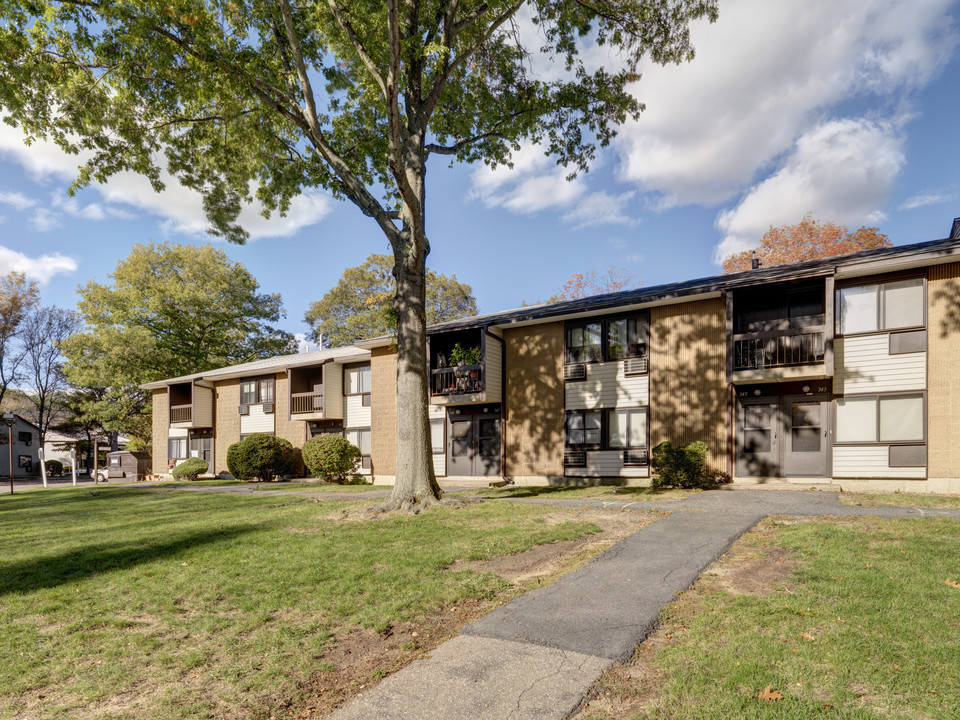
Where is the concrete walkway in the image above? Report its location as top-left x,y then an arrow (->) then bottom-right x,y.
327,488 -> 960,720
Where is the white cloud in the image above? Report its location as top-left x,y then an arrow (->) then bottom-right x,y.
0,245 -> 77,284
0,122 -> 333,240
0,190 -> 36,211
899,190 -> 956,210
563,191 -> 637,229
714,118 -> 905,261
30,207 -> 61,232
617,0 -> 956,205
295,333 -> 320,353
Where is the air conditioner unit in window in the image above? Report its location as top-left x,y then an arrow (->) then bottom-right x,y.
263,402 -> 274,414
564,449 -> 586,467
624,357 -> 647,375
238,404 -> 249,415
564,363 -> 586,381
623,448 -> 648,466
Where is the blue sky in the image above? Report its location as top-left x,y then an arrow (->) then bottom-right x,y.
1,0 -> 959,349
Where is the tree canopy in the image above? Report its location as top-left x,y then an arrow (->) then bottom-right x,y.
0,0 -> 717,509
305,254 -> 477,348
548,266 -> 638,302
61,242 -> 295,439
722,215 -> 892,273
0,272 -> 39,407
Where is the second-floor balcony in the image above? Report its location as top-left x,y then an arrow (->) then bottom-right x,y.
733,328 -> 825,371
170,404 -> 192,424
291,391 -> 325,415
431,364 -> 485,397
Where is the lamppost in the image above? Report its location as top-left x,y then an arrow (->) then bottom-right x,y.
2,412 -> 15,495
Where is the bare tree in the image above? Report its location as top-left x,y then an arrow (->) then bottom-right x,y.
0,272 -> 39,407
21,306 -> 81,446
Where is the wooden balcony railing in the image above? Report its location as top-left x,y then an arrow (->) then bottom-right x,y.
431,364 -> 484,396
733,328 -> 825,371
170,405 -> 192,423
291,391 -> 324,414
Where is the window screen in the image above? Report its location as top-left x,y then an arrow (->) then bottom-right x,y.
838,285 -> 878,334
881,279 -> 923,330
835,397 -> 877,442
879,395 -> 924,442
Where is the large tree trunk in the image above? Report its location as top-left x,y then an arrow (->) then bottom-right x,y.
385,139 -> 443,511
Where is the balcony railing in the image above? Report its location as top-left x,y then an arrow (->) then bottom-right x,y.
170,405 -> 192,423
431,364 -> 484,396
291,391 -> 324,414
733,328 -> 825,371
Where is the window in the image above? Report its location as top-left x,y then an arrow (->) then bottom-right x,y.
837,278 -> 924,334
167,437 -> 187,460
565,323 -> 602,364
430,419 -> 444,454
346,365 -> 372,406
18,431 -> 32,446
308,422 -> 342,438
566,315 -> 648,365
240,376 -> 274,405
835,394 -> 924,443
345,427 -> 371,469
607,408 -> 648,449
565,411 -> 602,449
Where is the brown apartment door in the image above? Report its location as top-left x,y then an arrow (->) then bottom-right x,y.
447,410 -> 501,477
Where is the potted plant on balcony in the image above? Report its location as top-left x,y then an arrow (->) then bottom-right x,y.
449,343 -> 482,391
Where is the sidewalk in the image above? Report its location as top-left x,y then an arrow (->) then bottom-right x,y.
327,489 -> 960,719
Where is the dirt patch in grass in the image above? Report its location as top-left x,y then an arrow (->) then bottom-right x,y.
703,545 -> 798,597
449,509 -> 664,584
296,508 -> 663,719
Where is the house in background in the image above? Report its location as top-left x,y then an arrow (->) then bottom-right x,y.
145,224 -> 960,494
44,430 -> 130,474
0,415 -> 41,477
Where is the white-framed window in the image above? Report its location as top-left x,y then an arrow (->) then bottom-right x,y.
835,393 -> 924,443
837,277 -> 924,335
168,437 -> 187,460
240,376 -> 274,405
430,419 -> 444,454
345,427 -> 371,469
346,365 -> 372,406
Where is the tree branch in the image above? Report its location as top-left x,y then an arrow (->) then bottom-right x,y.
278,0 -> 324,138
323,0 -> 389,100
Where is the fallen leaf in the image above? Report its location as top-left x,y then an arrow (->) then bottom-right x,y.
801,632 -> 816,642
944,578 -> 960,589
758,685 -> 783,701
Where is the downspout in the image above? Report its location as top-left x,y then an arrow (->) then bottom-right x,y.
484,326 -> 512,486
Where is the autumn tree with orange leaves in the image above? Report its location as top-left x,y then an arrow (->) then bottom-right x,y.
549,266 -> 639,301
722,215 -> 891,273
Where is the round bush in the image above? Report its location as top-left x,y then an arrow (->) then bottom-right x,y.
226,434 -> 295,482
172,456 -> 208,481
44,459 -> 63,476
302,434 -> 362,483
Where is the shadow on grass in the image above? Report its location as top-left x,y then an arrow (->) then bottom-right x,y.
475,485 -> 694,499
0,526 -> 254,597
0,487 -> 172,515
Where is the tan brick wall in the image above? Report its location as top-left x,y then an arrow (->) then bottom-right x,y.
927,263 -> 960,477
650,298 -> 728,472
214,379 -> 241,475
151,389 -> 169,475
371,346 -> 398,476
504,322 -> 564,477
274,372 -> 307,475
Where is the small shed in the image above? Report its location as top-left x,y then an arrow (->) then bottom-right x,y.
105,451 -> 152,482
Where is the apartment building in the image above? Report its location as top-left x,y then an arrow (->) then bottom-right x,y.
147,231 -> 960,492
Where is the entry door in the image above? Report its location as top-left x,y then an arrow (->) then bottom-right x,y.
783,395 -> 828,477
447,413 -> 501,476
737,400 -> 780,477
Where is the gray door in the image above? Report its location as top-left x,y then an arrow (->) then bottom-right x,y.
783,395 -> 829,477
447,413 -> 501,476
737,400 -> 780,477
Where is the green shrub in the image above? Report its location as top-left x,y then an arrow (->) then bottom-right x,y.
226,434 -> 295,482
172,457 -> 208,481
651,440 -> 731,489
302,434 -> 362,483
44,459 -> 63,476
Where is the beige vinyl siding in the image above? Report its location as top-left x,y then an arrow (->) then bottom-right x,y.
566,451 -> 649,478
430,405 -> 446,477
484,335 -> 503,403
240,404 -> 275,434
834,335 -> 926,394
193,385 -> 214,427
832,445 -> 926,479
324,363 -> 344,420
344,394 -> 371,429
565,361 -> 649,410
168,427 -> 188,439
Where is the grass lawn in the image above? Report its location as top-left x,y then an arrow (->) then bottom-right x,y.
463,485 -> 700,501
0,487 -> 603,720
578,515 -> 960,719
839,491 -> 960,509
